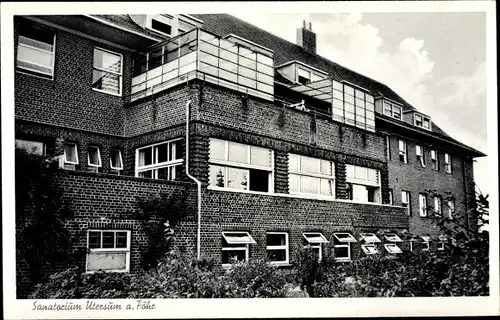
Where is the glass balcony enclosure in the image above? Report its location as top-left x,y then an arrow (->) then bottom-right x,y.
131,29 -> 275,102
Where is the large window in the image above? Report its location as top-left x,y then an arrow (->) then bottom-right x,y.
416,145 -> 425,167
87,230 -> 131,272
332,80 -> 376,131
266,232 -> 289,265
16,20 -> 56,79
382,100 -> 402,120
444,153 -> 452,174
345,165 -> 380,203
92,48 -> 122,96
431,150 -> 439,171
135,139 -> 182,180
398,140 -> 407,163
209,138 -> 273,193
288,154 -> 334,197
419,193 -> 428,217
303,233 -> 329,262
332,233 -> 357,261
15,139 -> 46,155
221,231 -> 256,266
401,191 -> 411,215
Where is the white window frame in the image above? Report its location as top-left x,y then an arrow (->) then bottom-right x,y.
421,236 -> 430,251
388,189 -> 394,205
15,139 -> 47,156
434,196 -> 442,216
110,149 -> 124,170
345,164 -> 381,204
221,231 -> 256,266
382,100 -> 402,120
135,139 -> 183,180
209,138 -> 274,194
416,145 -> 425,167
333,233 -> 357,262
16,23 -> 56,80
444,153 -> 452,173
437,235 -> 447,251
86,229 -> 131,273
361,244 -> 379,255
359,233 -> 381,243
386,135 -> 391,160
384,243 -> 403,254
401,191 -> 411,215
431,150 -> 439,171
64,142 -> 79,165
303,232 -> 329,262
419,193 -> 428,217
288,154 -> 335,198
409,238 -> 417,252
384,233 -> 403,242
398,140 -> 407,163
266,232 -> 289,265
446,199 -> 455,219
87,146 -> 102,168
414,113 -> 432,130
92,47 -> 123,96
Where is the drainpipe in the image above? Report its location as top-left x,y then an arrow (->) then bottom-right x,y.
185,99 -> 202,260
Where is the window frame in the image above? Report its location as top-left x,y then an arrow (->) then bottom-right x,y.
386,135 -> 391,160
414,113 -> 432,130
398,139 -> 407,163
110,149 -> 124,170
421,236 -> 430,251
92,47 -> 123,97
361,244 -> 379,255
434,196 -> 442,216
302,232 -> 328,262
446,199 -> 455,219
444,153 -> 452,173
419,193 -> 428,217
388,189 -> 394,205
15,139 -> 47,156
437,235 -> 447,251
221,231 -> 256,266
16,22 -> 56,80
332,233 -> 357,262
401,190 -> 411,215
86,229 -> 131,273
266,232 -> 289,265
135,139 -> 183,180
384,243 -> 403,254
87,146 -> 102,168
382,100 -> 403,120
416,145 -> 426,167
345,164 -> 381,204
288,153 -> 335,198
209,138 -> 274,194
431,150 -> 439,171
63,142 -> 79,165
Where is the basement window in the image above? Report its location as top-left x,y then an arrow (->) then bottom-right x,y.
87,230 -> 131,273
361,244 -> 379,255
221,231 -> 256,266
266,232 -> 289,265
333,233 -> 357,261
209,138 -> 274,193
384,243 -> 403,254
437,235 -> 447,251
303,232 -> 329,262
421,236 -> 431,251
359,233 -> 381,244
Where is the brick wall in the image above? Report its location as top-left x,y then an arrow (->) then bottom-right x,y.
14,17 -> 130,136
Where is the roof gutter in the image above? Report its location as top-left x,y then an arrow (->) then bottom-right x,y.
83,14 -> 163,42
185,100 -> 202,260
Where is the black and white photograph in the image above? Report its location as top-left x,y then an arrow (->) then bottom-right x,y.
1,1 -> 498,319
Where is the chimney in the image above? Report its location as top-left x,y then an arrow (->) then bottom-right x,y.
297,20 -> 316,54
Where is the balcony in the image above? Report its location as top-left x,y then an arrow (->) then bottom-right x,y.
131,29 -> 275,102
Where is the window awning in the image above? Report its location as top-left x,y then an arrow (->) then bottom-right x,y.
384,243 -> 403,254
384,233 -> 403,242
421,235 -> 431,242
360,233 -> 381,243
333,233 -> 358,243
361,244 -> 379,255
222,232 -> 256,245
303,232 -> 329,244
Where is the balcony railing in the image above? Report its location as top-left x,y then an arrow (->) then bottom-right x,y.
131,29 -> 275,102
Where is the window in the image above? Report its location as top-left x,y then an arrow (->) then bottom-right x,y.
136,139 -> 182,180
151,19 -> 172,36
419,194 -> 427,217
297,68 -> 311,84
110,149 -> 123,170
345,165 -> 380,203
414,113 -> 431,130
384,243 -> 403,254
386,135 -> 391,160
388,189 -> 394,205
437,235 -> 447,251
92,48 -> 122,96
87,230 -> 131,272
381,100 -> 402,120
384,233 -> 402,243
332,80 -> 375,132
288,154 -> 334,197
87,146 -> 102,168
221,231 -> 256,265
421,236 -> 430,251
361,244 -> 379,255
409,238 -> 416,252
15,139 -> 46,155
303,233 -> 329,262
446,199 -> 455,219
266,232 -> 289,265
209,138 -> 273,193
398,140 -> 407,163
360,233 -> 381,244
64,142 -> 79,165
444,153 -> 452,173
431,150 -> 439,171
16,20 -> 56,79
434,196 -> 442,216
416,145 -> 425,167
401,191 -> 411,215
332,233 -> 357,261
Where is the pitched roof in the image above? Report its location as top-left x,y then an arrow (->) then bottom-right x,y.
89,15 -> 165,40
192,14 -> 485,157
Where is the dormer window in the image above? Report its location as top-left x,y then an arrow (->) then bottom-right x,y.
381,100 -> 402,120
146,15 -> 174,37
276,61 -> 327,85
151,19 -> 172,36
414,113 -> 431,130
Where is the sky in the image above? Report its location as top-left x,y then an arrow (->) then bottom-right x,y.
232,12 -> 489,195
